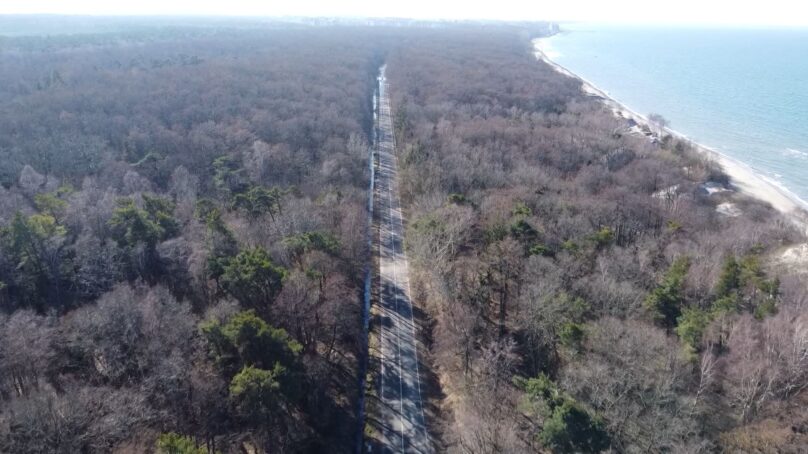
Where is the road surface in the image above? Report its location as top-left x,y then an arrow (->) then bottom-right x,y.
375,66 -> 431,454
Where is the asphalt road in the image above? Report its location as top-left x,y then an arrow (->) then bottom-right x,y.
375,66 -> 431,454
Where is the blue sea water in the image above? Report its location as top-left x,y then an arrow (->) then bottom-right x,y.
542,24 -> 808,206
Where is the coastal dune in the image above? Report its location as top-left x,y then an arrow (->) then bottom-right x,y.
533,37 -> 808,231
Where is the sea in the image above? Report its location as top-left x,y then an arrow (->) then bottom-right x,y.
541,24 -> 808,207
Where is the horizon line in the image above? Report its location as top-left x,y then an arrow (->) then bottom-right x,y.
1,14 -> 808,29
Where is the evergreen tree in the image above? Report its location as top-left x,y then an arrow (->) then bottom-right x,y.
219,247 -> 286,309
644,257 -> 690,329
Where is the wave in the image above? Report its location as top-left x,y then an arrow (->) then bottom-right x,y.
784,148 -> 808,159
758,173 -> 808,211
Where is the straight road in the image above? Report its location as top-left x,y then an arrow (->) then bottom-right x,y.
374,65 -> 431,454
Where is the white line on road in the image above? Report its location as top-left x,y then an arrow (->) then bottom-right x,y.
374,67 -> 431,453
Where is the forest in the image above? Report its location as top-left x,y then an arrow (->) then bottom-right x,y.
0,18 -> 806,454
386,30 -> 807,453
0,24 -> 385,452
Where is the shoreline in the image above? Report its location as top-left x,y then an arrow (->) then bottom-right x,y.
532,37 -> 808,231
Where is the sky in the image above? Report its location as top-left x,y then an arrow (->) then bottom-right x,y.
1,0 -> 808,27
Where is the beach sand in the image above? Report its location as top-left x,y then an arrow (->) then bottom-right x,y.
533,38 -> 808,232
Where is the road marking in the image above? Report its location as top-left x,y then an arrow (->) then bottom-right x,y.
375,69 -> 431,453
380,85 -> 406,450
388,157 -> 406,452
377,120 -> 385,430
385,86 -> 429,440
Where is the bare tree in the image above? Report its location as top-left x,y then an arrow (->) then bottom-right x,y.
561,318 -> 703,451
0,311 -> 54,397
721,308 -> 808,422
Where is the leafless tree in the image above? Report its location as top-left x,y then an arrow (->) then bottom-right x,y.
0,311 -> 54,398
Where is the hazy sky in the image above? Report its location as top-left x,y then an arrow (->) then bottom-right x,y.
2,0 -> 808,26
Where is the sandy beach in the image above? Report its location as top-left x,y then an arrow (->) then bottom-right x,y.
533,37 -> 808,230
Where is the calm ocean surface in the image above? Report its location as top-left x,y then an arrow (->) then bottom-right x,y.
543,24 -> 808,205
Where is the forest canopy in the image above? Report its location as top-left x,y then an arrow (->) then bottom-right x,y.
385,28 -> 807,453
0,23 -> 384,453
0,18 -> 806,454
